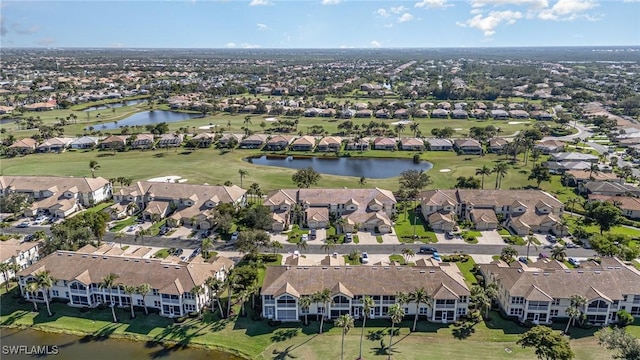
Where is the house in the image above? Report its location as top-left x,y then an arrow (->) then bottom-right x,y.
509,110 -> 530,119
103,201 -> 135,220
453,139 -> 482,155
393,109 -> 409,119
534,140 -> 565,154
238,134 -> 267,149
264,135 -> 293,151
304,108 -> 321,117
316,137 -> 342,152
157,134 -> 184,148
0,239 -> 40,285
261,264 -> 470,322
0,176 -> 112,218
470,109 -> 488,119
491,110 -> 510,120
191,133 -> 215,148
480,258 -> 640,326
320,108 -> 337,118
544,161 -> 593,174
355,109 -> 372,118
551,152 -> 599,163
345,138 -> 370,151
130,134 -> 155,149
23,101 -> 56,111
532,111 -> 554,121
374,109 -> 390,119
16,250 -> 234,318
36,137 -> 73,153
420,189 -> 564,236
588,195 -> 640,220
8,138 -> 37,154
451,109 -> 468,119
437,102 -> 452,110
580,181 -> 640,197
339,109 -> 355,119
563,170 -> 622,187
100,135 -> 128,150
69,136 -> 99,149
400,138 -> 425,151
373,137 -> 397,151
290,136 -> 316,152
264,188 -> 396,233
430,109 -> 449,119
113,181 -> 247,227
426,138 -> 453,151
487,138 -> 509,154
414,109 -> 430,118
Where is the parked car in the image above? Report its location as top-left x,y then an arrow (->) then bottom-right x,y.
419,246 -> 437,254
17,222 -> 30,228
566,242 -> 578,249
546,235 -> 557,243
518,256 -> 529,264
538,252 -> 549,259
174,248 -> 184,257
568,257 -> 581,267
301,234 -> 309,242
432,252 -> 442,261
230,231 -> 239,241
201,230 -> 211,238
310,229 -> 317,240
361,252 -> 369,264
344,233 -> 353,243
445,231 -> 454,239
127,225 -> 136,232
191,247 -> 201,258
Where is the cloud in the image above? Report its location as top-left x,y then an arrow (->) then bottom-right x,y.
241,43 -> 260,48
390,5 -> 407,13
256,23 -> 269,31
538,0 -> 598,20
370,40 -> 382,48
470,0 -> 548,9
249,0 -> 270,6
36,37 -> 55,46
456,10 -> 522,36
225,42 -> 236,48
414,0 -> 450,8
321,0 -> 341,4
376,8 -> 390,17
110,42 -> 124,48
11,22 -> 40,35
398,13 -> 415,22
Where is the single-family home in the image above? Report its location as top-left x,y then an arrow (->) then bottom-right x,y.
264,135 -> 293,151
470,109 -> 488,119
375,109 -> 390,119
36,137 -> 73,153
453,139 -> 482,155
414,109 -> 429,118
304,108 -> 321,117
8,138 -> 37,155
373,137 -> 397,151
191,133 -> 216,148
487,138 -> 509,154
425,138 -> 453,151
157,134 -> 184,148
491,110 -> 510,120
431,109 -> 449,119
316,137 -> 342,152
509,110 -> 530,119
69,136 -> 99,149
562,170 -> 622,187
339,109 -> 355,119
393,109 -> 409,119
100,135 -> 128,150
534,140 -> 565,154
290,136 -> 316,152
551,152 -> 599,163
451,109 -> 468,119
355,109 -> 373,118
400,138 -> 425,151
345,138 -> 370,151
130,134 -> 155,149
580,181 -> 640,197
588,195 -> 640,220
0,239 -> 40,285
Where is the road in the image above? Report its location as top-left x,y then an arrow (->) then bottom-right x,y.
7,228 -> 597,258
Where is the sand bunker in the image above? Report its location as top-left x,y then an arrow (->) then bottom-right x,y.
198,125 -> 217,130
454,128 -> 463,131
148,175 -> 188,183
507,121 -> 530,125
391,120 -> 413,125
439,169 -> 452,173
265,117 -> 278,122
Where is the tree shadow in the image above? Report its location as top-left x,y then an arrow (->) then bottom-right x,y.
452,322 -> 476,340
149,342 -> 189,359
271,328 -> 300,343
271,334 -> 317,360
366,329 -> 386,341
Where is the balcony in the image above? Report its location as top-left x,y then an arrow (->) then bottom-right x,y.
435,304 -> 456,309
263,299 -> 275,305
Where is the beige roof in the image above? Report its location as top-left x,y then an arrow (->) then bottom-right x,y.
292,136 -> 316,146
589,195 -> 640,211
17,251 -> 233,296
0,176 -> 110,194
320,255 -> 346,266
566,170 -> 618,182
262,266 -> 470,298
9,138 -> 37,149
0,239 -> 38,263
123,181 -> 245,204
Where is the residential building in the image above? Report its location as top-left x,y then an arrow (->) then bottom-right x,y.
373,137 -> 397,151
480,258 -> 640,326
263,188 -> 396,233
487,138 -> 510,154
580,181 -> 640,197
544,161 -> 593,174
130,134 -> 155,149
69,136 -> 99,149
0,239 -> 40,285
534,140 -> 565,154
157,134 -> 184,148
451,109 -> 468,119
345,138 -> 370,151
316,137 -> 342,152
374,109 -> 390,119
290,136 -> 316,152
509,110 -> 530,119
8,138 -> 37,154
264,135 -> 293,151
261,264 -> 470,322
100,135 -> 128,150
425,138 -> 453,151
453,139 -> 482,155
400,138 -> 425,151
562,170 -> 622,187
420,189 -> 564,236
238,134 -> 267,149
551,152 -> 599,163
588,195 -> 640,219
16,250 -> 233,318
491,110 -> 509,120
191,133 -> 215,148
430,109 -> 449,119
36,137 -> 73,153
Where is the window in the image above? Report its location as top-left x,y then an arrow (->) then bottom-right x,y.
183,293 -> 194,300
550,309 -> 559,317
277,295 -> 297,308
317,306 -> 325,314
630,307 -> 640,316
152,289 -> 159,296
419,307 -> 429,315
52,290 -> 59,297
552,298 -> 560,306
588,300 -> 609,312
528,301 -> 549,311
333,295 -> 350,305
300,307 -> 309,314
154,301 -> 161,307
511,297 -> 524,304
459,296 -> 468,303
404,307 -> 409,315
457,308 -> 467,315
137,299 -> 144,306
509,308 -> 524,316
184,304 -> 196,312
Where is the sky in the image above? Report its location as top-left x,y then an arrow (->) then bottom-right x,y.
1,0 -> 639,48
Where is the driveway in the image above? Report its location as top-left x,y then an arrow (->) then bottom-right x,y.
477,230 -> 506,245
357,231 -> 379,245
434,232 -> 466,244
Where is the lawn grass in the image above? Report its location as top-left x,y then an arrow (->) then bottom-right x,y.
110,217 -> 136,232
456,257 -> 478,287
343,254 -> 362,265
148,219 -> 167,236
394,209 -> 438,243
83,201 -> 114,213
352,235 -> 359,244
376,235 -> 383,244
498,228 -> 511,236
566,215 -> 640,240
152,248 -> 171,259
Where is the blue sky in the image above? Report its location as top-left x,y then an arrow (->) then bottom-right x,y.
1,0 -> 638,48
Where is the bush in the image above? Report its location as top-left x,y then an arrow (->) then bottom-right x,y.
616,310 -> 634,327
174,315 -> 188,323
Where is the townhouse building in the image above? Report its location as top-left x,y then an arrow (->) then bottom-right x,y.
0,239 -> 40,285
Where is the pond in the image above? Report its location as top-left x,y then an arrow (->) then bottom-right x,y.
82,99 -> 147,112
246,155 -> 433,178
85,110 -> 202,130
0,328 -> 243,360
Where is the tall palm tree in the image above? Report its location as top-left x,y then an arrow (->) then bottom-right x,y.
313,288 -> 332,334
137,283 -> 152,315
396,291 -> 410,307
26,281 -> 39,312
493,163 -> 509,189
114,232 -> 125,248
124,285 -> 138,319
321,240 -> 337,255
525,236 -> 538,259
100,273 -> 120,322
336,314 -> 355,360
551,246 -> 567,261
566,197 -> 579,215
387,304 -> 405,360
190,285 -> 205,316
135,228 -> 151,246
89,160 -> 100,178
238,169 -> 248,188
475,165 -> 492,189
564,295 -> 587,334
206,276 -> 225,317
299,295 -> 312,325
224,269 -> 237,318
237,288 -> 251,317
410,287 -> 431,332
36,271 -> 54,317
0,262 -> 13,292
358,296 -> 375,360
296,239 -> 308,253
400,248 -> 415,264
201,237 -> 213,260
409,122 -> 419,137
587,163 -> 600,180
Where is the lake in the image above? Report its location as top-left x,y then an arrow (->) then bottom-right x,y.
82,99 -> 146,112
246,155 -> 433,178
85,110 -> 202,130
0,328 -> 243,360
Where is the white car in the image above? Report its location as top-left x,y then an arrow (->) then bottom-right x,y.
361,252 -> 369,264
568,257 -> 581,267
230,231 -> 239,241
301,234 -> 309,242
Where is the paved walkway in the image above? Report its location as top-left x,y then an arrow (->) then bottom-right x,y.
477,230 -> 506,245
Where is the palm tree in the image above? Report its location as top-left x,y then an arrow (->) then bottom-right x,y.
26,281 -> 39,312
400,248 -> 415,264
321,239 -> 337,255
410,287 -> 431,332
394,123 -> 406,139
336,314 -> 355,360
358,295 -> 375,360
525,236 -> 538,259
471,286 -> 492,320
564,295 -> 587,334
313,288 -> 332,334
396,291 -> 410,307
270,240 -> 284,255
201,237 -> 213,260
409,122 -> 419,137
114,232 -> 125,248
386,304 -> 405,360
238,169 -> 248,188
36,271 -> 54,317
493,163 -> 509,189
190,285 -> 205,316
89,160 -> 100,178
0,262 -> 13,292
566,197 -> 580,215
206,276 -> 225,317
299,295 -> 313,325
296,239 -> 308,253
587,163 -> 600,180
137,283 -> 152,315
551,246 -> 567,261
100,273 -> 120,322
335,216 -> 347,234
224,269 -> 237,318
124,285 -> 138,319
475,165 -> 492,189
134,228 -> 151,246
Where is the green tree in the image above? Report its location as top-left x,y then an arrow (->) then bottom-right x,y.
238,169 -> 248,188
501,246 -> 518,263
616,309 -> 635,327
551,246 -> 567,261
299,295 -> 313,325
401,248 -> 415,264
564,295 -> 587,334
410,287 -> 431,332
359,296 -> 375,360
26,280 -> 39,312
36,270 -> 55,317
89,160 -> 100,178
313,288 -> 332,334
386,303 -> 405,360
0,193 -> 32,219
134,228 -> 152,246
201,237 -> 213,260
292,166 -> 322,188
101,273 -> 120,322
598,327 -> 640,360
336,314 -> 355,360
475,165 -> 493,189
518,326 -> 574,360
398,169 -> 432,198
124,285 -> 138,319
529,164 -> 552,188
0,262 -> 14,292
493,163 -> 509,189
585,201 -> 622,234
137,283 -> 152,315
321,239 -> 337,255
206,276 -> 225,318
525,236 -> 538,259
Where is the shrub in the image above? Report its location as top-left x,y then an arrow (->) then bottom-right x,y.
616,310 -> 634,327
